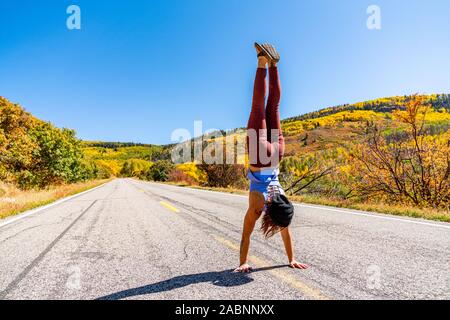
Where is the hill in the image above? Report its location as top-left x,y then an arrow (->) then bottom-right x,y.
194,94 -> 450,157
78,94 -> 450,187
2,94 -> 449,218
81,141 -> 172,178
283,94 -> 450,123
281,94 -> 450,156
162,94 -> 450,216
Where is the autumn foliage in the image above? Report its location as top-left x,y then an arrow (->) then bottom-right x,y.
351,95 -> 449,209
0,97 -> 94,188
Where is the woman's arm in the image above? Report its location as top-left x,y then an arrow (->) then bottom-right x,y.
234,192 -> 264,273
235,209 -> 258,272
280,228 -> 309,269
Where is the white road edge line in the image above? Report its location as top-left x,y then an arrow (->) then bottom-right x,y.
0,181 -> 112,229
298,204 -> 450,230
140,180 -> 450,230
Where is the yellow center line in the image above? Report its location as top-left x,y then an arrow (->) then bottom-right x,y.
213,235 -> 330,300
159,201 -> 180,213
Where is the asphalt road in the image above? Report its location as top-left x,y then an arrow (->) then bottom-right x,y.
0,179 -> 449,300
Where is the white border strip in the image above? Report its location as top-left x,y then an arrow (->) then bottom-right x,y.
139,180 -> 450,230
0,181 -> 111,229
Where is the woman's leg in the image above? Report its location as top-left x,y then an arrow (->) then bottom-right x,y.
247,67 -> 267,134
265,66 -> 285,161
247,65 -> 271,167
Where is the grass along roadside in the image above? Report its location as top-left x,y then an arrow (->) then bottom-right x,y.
289,194 -> 450,223
160,181 -> 450,223
0,179 -> 112,220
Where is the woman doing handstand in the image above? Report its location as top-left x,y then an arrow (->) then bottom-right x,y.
235,43 -> 309,273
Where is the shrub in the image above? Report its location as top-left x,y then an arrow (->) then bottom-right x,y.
198,164 -> 247,189
176,162 -> 207,185
168,168 -> 197,185
146,160 -> 174,182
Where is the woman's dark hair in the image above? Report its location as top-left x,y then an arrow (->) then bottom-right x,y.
260,194 -> 294,238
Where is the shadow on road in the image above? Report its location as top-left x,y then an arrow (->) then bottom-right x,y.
97,265 -> 287,300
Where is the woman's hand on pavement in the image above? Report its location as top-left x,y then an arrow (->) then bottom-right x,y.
234,264 -> 254,273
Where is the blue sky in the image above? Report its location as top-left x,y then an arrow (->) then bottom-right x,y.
1,0 -> 450,145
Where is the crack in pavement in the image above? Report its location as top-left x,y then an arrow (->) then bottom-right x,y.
0,209 -> 93,245
0,200 -> 98,299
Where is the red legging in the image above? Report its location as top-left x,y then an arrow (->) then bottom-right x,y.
247,67 -> 285,168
